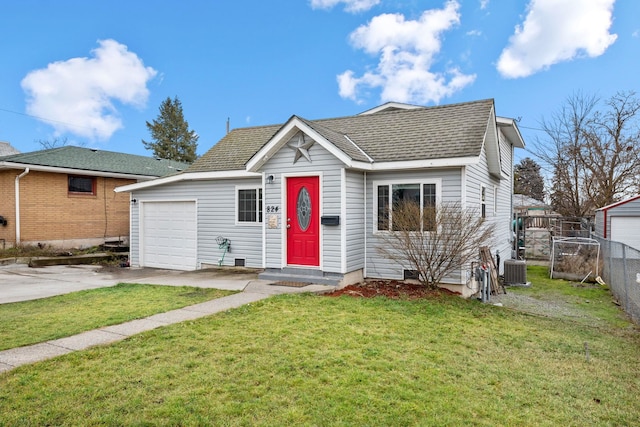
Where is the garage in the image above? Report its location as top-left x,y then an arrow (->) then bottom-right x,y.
141,201 -> 197,270
610,217 -> 640,251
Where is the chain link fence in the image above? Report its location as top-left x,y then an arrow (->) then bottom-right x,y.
595,237 -> 640,324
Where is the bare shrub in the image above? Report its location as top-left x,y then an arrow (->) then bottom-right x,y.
377,201 -> 495,289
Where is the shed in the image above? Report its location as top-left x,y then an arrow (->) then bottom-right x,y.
595,195 -> 640,250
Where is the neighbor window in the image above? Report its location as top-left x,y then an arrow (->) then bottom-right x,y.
376,182 -> 437,232
68,175 -> 96,195
237,188 -> 263,223
480,185 -> 486,219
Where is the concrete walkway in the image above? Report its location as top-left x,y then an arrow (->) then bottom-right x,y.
0,267 -> 333,373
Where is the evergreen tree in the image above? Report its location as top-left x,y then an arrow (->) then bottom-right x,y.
514,157 -> 545,201
143,96 -> 198,162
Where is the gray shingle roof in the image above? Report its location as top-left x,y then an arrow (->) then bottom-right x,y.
318,99 -> 493,162
0,141 -> 20,156
513,194 -> 549,209
188,99 -> 495,172
0,146 -> 189,177
187,124 -> 281,172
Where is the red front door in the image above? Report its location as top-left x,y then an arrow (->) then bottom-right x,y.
287,176 -> 320,266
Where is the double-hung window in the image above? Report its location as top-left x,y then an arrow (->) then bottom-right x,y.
375,180 -> 438,232
237,187 -> 263,224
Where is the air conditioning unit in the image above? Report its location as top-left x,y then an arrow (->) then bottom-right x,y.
504,259 -> 527,285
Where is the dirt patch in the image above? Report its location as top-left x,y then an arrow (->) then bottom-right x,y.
324,280 -> 460,300
490,292 -> 592,320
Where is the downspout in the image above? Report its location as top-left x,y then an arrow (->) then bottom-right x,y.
15,168 -> 30,244
363,171 -> 367,278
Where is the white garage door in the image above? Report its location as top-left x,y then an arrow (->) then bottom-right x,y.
610,217 -> 640,251
141,201 -> 197,270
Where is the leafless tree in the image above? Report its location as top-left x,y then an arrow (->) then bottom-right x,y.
534,91 -> 640,216
579,92 -> 640,209
377,200 -> 494,289
36,137 -> 70,149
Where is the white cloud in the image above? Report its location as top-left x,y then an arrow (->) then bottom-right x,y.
497,0 -> 617,79
21,39 -> 157,140
337,0 -> 475,105
310,0 -> 379,13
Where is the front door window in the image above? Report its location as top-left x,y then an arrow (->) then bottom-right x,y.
297,187 -> 311,231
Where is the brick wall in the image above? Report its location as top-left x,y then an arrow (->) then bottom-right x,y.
0,171 -> 16,247
0,169 -> 135,248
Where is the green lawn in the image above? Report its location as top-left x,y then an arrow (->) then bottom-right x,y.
1,276 -> 639,426
0,284 -> 235,350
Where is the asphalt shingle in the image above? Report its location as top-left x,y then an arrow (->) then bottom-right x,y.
187,99 -> 494,172
0,146 -> 189,177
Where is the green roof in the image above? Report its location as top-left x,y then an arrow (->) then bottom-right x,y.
0,146 -> 190,177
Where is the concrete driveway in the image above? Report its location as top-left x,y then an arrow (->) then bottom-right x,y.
0,263 -> 261,304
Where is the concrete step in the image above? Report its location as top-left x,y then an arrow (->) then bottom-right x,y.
259,268 -> 342,286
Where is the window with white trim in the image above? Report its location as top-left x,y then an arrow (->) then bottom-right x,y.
237,188 -> 263,223
480,185 -> 486,220
375,181 -> 438,232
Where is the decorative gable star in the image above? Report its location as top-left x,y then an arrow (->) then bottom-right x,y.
288,133 -> 314,164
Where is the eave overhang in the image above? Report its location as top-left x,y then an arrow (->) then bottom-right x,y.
114,170 -> 260,193
497,117 -> 526,149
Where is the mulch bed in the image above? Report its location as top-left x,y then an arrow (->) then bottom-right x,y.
324,280 -> 460,299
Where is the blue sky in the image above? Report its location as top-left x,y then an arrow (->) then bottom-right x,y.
1,0 -> 637,164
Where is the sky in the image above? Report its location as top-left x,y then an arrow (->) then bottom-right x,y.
0,0 -> 638,165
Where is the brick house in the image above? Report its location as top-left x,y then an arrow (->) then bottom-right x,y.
0,146 -> 188,249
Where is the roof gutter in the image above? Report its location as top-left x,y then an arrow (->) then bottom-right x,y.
15,168 -> 30,244
0,161 -> 161,181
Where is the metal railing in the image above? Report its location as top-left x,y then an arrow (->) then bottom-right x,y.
595,237 -> 640,324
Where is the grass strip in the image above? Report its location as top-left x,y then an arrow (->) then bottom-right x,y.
0,284 -> 235,350
1,291 -> 639,426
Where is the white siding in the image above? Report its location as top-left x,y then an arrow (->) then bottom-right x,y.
365,168 -> 462,281
466,129 -> 514,274
131,178 -> 263,269
345,169 -> 365,272
261,135 -> 344,273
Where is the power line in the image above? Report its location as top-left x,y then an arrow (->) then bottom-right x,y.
0,106 -> 100,132
518,124 -> 546,132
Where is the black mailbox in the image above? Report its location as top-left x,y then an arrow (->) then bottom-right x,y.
321,215 -> 340,226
